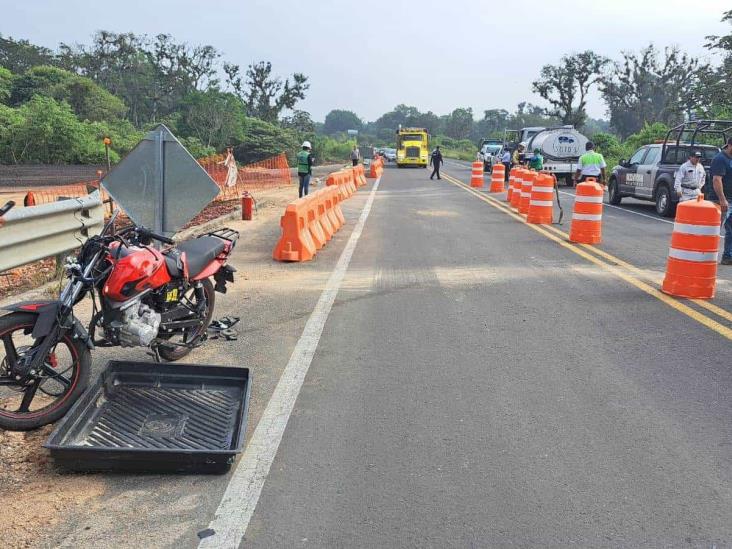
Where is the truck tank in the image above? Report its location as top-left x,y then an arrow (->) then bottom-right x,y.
525,127 -> 588,162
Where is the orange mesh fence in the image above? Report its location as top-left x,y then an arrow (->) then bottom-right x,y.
199,152 -> 292,201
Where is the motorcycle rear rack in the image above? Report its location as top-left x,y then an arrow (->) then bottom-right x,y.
207,228 -> 239,244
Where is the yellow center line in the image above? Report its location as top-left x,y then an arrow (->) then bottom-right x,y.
441,171 -> 732,341
444,171 -> 732,324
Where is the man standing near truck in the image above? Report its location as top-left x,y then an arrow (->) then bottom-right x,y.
350,145 -> 360,166
710,138 -> 732,265
429,146 -> 443,180
674,150 -> 706,202
574,141 -> 607,185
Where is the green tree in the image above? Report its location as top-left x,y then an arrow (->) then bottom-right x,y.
532,51 -> 608,129
225,61 -> 308,123
0,67 -> 12,104
0,95 -> 97,164
323,109 -> 362,134
233,116 -> 299,164
10,65 -> 126,121
695,10 -> 732,117
444,107 -> 474,139
177,89 -> 245,149
0,34 -> 56,73
600,45 -> 706,138
281,110 -> 315,133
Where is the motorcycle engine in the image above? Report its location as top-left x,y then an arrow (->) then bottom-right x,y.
115,303 -> 162,347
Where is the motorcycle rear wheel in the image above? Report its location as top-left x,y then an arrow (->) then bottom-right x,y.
157,279 -> 215,362
0,312 -> 91,431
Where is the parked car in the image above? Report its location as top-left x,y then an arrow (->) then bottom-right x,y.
477,142 -> 503,172
383,148 -> 397,162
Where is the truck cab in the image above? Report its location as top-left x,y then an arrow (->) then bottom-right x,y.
608,120 -> 731,217
396,127 -> 429,168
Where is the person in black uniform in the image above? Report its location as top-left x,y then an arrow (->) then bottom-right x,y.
430,146 -> 443,180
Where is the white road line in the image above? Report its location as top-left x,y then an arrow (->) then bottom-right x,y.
557,190 -> 674,225
198,178 -> 381,549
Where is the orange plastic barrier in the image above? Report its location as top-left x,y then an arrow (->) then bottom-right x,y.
568,178 -> 604,244
527,173 -> 555,224
518,170 -> 536,215
273,187 -> 348,262
510,169 -> 524,209
661,195 -> 721,299
353,164 -> 368,187
470,162 -> 484,188
489,164 -> 505,193
368,157 -> 384,178
506,169 -> 516,202
326,169 -> 358,199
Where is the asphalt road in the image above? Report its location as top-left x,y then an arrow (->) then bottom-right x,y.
244,164 -> 732,547
41,162 -> 732,547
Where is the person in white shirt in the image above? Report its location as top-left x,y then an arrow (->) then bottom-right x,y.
674,150 -> 706,202
500,149 -> 511,181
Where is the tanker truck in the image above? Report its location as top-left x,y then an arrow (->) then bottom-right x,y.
505,126 -> 589,186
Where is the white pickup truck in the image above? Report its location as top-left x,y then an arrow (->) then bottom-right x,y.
476,139 -> 504,172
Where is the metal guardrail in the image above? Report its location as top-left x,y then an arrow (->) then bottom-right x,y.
0,191 -> 104,272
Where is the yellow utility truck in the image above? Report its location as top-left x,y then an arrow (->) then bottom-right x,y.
396,127 -> 429,168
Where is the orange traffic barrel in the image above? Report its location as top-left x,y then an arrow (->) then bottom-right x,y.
506,168 -> 516,202
527,173 -> 554,224
470,162 -> 484,188
518,170 -> 536,215
661,195 -> 721,299
489,163 -> 505,192
510,169 -> 523,209
568,178 -> 604,244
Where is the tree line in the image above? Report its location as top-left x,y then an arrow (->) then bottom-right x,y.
0,31 -> 315,165
0,10 -> 729,167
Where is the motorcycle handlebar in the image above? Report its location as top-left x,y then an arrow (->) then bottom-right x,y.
137,227 -> 175,245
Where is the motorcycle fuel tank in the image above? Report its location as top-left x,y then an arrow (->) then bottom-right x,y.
103,247 -> 171,301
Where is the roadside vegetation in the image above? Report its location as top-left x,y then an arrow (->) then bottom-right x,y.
0,9 -> 729,168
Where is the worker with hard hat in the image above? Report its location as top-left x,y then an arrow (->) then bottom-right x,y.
528,147 -> 544,171
297,141 -> 314,198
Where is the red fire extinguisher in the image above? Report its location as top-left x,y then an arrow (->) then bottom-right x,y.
241,191 -> 255,220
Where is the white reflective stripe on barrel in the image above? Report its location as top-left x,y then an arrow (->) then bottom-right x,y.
672,222 -> 720,236
532,185 -> 554,193
668,247 -> 718,262
572,213 -> 602,221
530,200 -> 553,207
574,195 -> 604,203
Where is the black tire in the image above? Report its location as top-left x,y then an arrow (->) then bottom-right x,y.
0,312 -> 91,431
564,175 -> 575,188
608,178 -> 622,205
483,162 -> 490,172
655,184 -> 676,217
157,279 -> 215,362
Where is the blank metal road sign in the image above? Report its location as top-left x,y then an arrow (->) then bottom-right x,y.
102,124 -> 220,236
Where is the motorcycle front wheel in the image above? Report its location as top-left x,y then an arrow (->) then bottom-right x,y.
0,312 -> 91,431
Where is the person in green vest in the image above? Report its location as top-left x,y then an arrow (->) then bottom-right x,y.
297,141 -> 314,198
528,147 -> 543,171
574,141 -> 607,185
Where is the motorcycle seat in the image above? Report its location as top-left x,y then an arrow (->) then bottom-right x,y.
176,236 -> 226,277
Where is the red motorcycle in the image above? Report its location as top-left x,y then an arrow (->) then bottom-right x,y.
0,209 -> 238,430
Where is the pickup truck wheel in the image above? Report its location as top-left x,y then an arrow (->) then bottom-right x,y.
655,185 -> 675,217
608,179 -> 622,205
483,162 -> 490,172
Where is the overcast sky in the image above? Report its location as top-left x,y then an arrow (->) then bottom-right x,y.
1,0 -> 729,122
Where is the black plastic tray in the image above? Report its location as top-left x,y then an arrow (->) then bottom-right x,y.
44,360 -> 251,474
